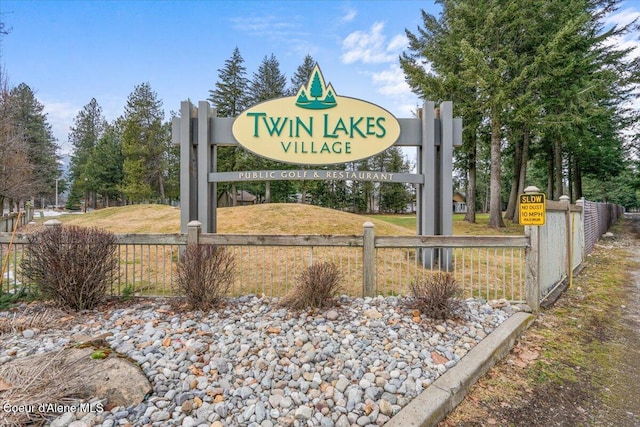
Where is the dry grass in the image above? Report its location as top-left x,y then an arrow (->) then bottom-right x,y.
55,203 -> 414,236
440,218 -> 640,426
0,349 -> 87,426
54,204 -> 180,233
37,204 -> 524,298
0,305 -> 70,335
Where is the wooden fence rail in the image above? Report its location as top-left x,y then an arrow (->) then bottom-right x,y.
0,197 -> 625,311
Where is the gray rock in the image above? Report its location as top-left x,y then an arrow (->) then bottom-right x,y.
335,377 -> 350,393
255,402 -> 266,423
346,387 -> 363,411
325,310 -> 339,321
50,413 -> 76,427
335,414 -> 351,427
294,406 -> 312,420
379,399 -> 393,416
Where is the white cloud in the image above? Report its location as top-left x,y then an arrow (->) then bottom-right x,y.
370,64 -> 411,96
603,8 -> 640,28
602,5 -> 640,137
341,6 -> 357,23
341,22 -> 407,64
42,99 -> 79,152
602,6 -> 640,58
386,34 -> 408,53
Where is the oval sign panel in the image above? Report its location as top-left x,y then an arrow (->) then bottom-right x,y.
232,65 -> 401,165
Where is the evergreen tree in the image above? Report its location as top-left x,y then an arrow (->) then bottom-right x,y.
248,54 -> 288,202
0,73 -> 32,211
309,71 -> 323,100
69,98 -> 105,181
120,82 -> 168,203
68,98 -> 106,209
7,83 -> 60,207
288,54 -> 318,202
401,0 -> 639,228
289,54 -> 316,95
85,121 -> 124,206
250,54 -> 287,104
208,48 -> 252,203
208,47 -> 250,117
378,147 -> 412,213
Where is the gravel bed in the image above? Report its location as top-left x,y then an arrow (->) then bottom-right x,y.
0,295 -> 527,427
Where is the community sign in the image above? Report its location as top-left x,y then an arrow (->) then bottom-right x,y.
232,65 -> 401,165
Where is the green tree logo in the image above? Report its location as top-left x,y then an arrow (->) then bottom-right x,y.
295,65 -> 337,110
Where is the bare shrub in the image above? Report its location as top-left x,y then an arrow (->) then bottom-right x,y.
22,226 -> 118,311
280,261 -> 342,310
176,244 -> 235,310
408,271 -> 461,320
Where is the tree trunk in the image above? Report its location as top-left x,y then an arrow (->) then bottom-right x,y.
512,128 -> 530,225
567,153 -> 573,202
554,138 -> 563,200
574,159 -> 583,200
504,131 -> 523,221
464,144 -> 477,223
547,145 -> 554,199
488,114 -> 505,228
158,175 -> 165,204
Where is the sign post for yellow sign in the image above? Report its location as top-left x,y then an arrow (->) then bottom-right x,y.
519,193 -> 546,225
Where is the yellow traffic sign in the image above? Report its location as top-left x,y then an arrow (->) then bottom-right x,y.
519,193 -> 546,225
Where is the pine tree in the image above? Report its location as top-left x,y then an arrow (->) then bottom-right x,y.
402,0 -> 639,226
289,54 -> 316,95
208,47 -> 250,117
69,98 -> 105,180
120,82 -> 168,203
249,54 -> 288,202
68,98 -> 106,209
85,122 -> 124,206
0,73 -> 32,211
250,54 -> 287,104
7,83 -> 60,207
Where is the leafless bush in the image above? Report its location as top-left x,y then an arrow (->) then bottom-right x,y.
176,244 -> 235,310
408,271 -> 461,320
22,226 -> 118,311
280,261 -> 342,310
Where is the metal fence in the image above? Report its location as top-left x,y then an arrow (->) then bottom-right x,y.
2,221 -> 527,303
0,198 -> 625,309
583,200 -> 625,255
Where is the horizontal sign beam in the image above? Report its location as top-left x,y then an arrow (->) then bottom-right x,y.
174,116 -> 427,148
209,170 -> 424,184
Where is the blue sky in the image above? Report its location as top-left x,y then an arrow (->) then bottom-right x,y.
1,0 -> 639,156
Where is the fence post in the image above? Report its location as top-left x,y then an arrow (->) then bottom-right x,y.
575,198 -> 585,263
363,222 -> 375,298
187,220 -> 201,245
524,186 -> 540,312
560,195 -> 571,288
44,219 -> 62,229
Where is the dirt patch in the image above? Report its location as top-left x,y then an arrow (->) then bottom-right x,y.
440,214 -> 640,427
